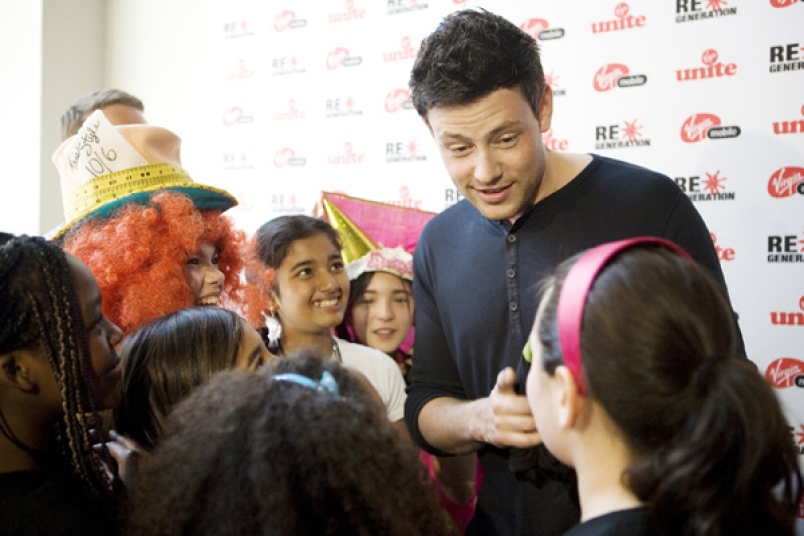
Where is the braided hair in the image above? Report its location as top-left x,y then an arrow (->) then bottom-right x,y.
0,233 -> 116,508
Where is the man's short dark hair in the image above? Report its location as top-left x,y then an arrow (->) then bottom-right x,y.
409,9 -> 546,121
60,88 -> 144,140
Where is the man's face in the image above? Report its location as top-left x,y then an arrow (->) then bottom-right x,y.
426,87 -> 553,222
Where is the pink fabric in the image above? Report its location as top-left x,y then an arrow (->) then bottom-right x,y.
556,237 -> 692,395
322,191 -> 435,253
421,452 -> 483,535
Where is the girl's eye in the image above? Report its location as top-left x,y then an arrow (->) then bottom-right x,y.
394,297 -> 409,304
331,261 -> 344,271
297,268 -> 311,277
212,256 -> 220,265
186,257 -> 199,265
358,297 -> 374,305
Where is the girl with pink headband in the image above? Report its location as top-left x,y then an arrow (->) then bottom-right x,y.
525,237 -> 802,535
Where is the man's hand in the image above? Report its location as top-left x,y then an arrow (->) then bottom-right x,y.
480,367 -> 541,449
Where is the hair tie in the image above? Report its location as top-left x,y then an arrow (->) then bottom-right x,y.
272,371 -> 339,395
556,237 -> 692,395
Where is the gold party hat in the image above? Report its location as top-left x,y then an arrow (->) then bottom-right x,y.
322,195 -> 378,264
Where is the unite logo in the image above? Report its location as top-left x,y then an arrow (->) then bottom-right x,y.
767,167 -> 804,198
273,148 -> 307,168
676,49 -> 737,81
675,171 -> 735,202
327,142 -> 364,165
770,295 -> 804,327
329,0 -> 366,23
274,11 -> 307,32
594,119 -> 651,149
773,104 -> 804,135
326,48 -> 362,70
383,37 -> 419,62
542,129 -> 568,151
680,113 -> 740,142
385,89 -> 413,113
675,0 -> 737,23
710,232 -> 735,261
591,3 -> 646,34
765,357 -> 804,389
222,106 -> 254,126
386,186 -> 423,209
593,63 -> 647,91
519,18 -> 565,41
272,100 -> 306,122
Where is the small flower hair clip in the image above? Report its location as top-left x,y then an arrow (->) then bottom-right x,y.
272,371 -> 339,395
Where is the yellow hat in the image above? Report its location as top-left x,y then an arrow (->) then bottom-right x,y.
49,110 -> 236,242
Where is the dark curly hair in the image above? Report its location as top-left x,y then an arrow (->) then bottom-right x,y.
537,245 -> 802,536
125,353 -> 452,535
410,8 -> 545,120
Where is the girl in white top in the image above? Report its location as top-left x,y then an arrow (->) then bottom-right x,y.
244,215 -> 407,427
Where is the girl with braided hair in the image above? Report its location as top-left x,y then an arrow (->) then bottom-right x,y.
524,238 -> 802,535
0,233 -> 123,535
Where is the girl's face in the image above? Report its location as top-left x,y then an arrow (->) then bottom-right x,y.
183,242 -> 225,306
273,233 -> 349,338
68,254 -> 124,410
234,321 -> 276,371
525,288 -> 567,463
350,271 -> 414,355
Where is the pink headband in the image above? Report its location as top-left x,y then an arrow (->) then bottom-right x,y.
556,237 -> 692,395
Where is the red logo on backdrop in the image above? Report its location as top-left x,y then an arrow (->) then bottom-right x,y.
710,233 -> 735,261
772,105 -> 804,135
594,64 -> 630,92
770,0 -> 800,6
519,18 -> 549,40
329,0 -> 366,22
592,3 -> 646,33
327,48 -> 362,69
327,142 -> 365,165
680,114 -> 721,142
223,107 -> 243,126
387,186 -> 423,209
703,170 -> 727,194
796,424 -> 804,445
385,89 -> 412,112
765,358 -> 804,388
383,36 -> 419,62
676,49 -> 737,81
543,129 -> 568,151
768,167 -> 804,198
274,148 -> 295,168
275,11 -> 295,31
770,296 -> 804,326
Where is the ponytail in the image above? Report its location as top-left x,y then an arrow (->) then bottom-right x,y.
628,356 -> 802,536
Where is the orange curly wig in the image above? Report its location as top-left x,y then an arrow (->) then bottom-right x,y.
63,191 -> 248,335
241,236 -> 276,329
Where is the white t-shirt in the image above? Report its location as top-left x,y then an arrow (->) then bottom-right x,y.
333,338 -> 406,422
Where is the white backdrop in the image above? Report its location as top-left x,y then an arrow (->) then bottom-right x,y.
202,0 -> 804,512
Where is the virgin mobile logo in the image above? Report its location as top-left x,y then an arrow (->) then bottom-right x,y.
680,114 -> 740,143
519,18 -> 565,41
385,89 -> 413,113
765,357 -> 804,388
768,167 -> 804,198
593,64 -> 647,91
770,0 -> 800,6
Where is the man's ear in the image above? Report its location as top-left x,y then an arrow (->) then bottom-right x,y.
553,365 -> 581,430
537,85 -> 554,133
0,352 -> 39,394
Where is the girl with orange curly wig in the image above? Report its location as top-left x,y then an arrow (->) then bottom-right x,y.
63,191 -> 247,336
52,111 -> 248,336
